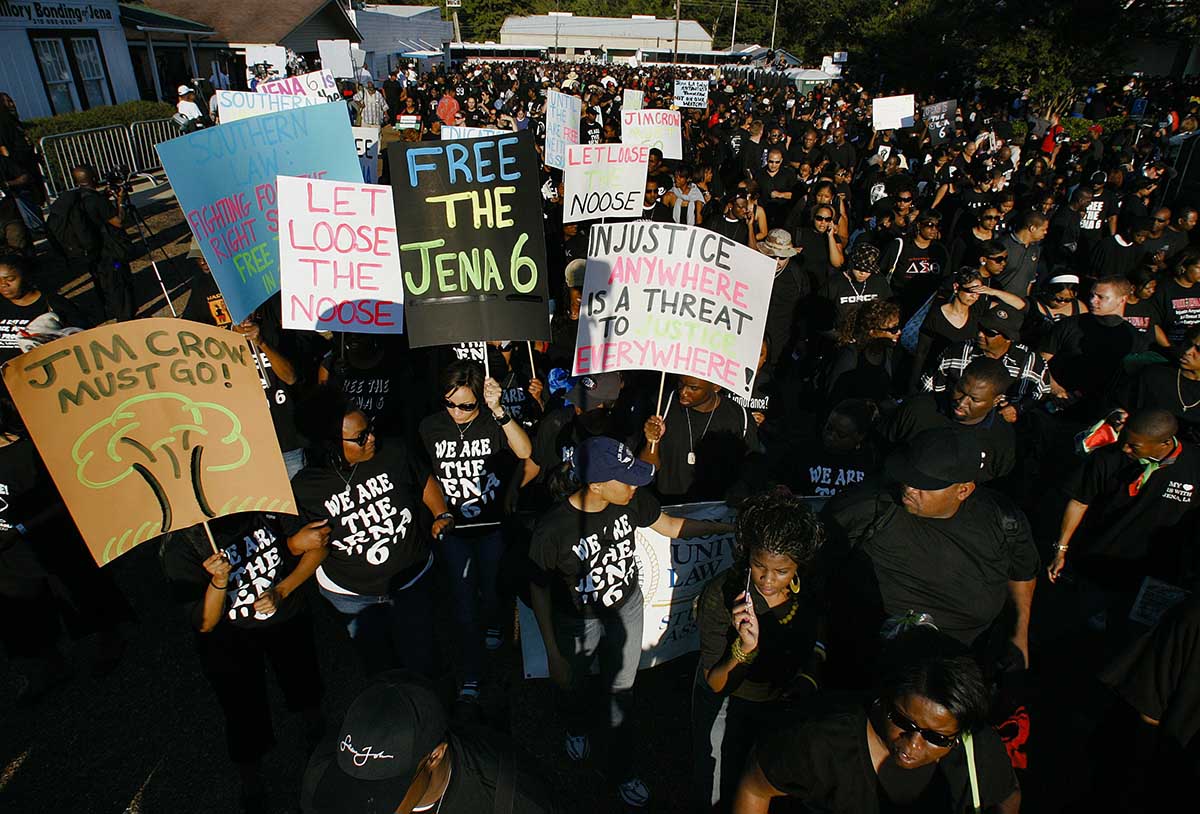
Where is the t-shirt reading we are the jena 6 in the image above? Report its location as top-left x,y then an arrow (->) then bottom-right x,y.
287,441 -> 428,597
529,489 -> 660,616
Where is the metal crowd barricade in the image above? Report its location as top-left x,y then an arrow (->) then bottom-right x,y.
38,118 -> 180,199
39,124 -> 136,198
129,118 -> 178,177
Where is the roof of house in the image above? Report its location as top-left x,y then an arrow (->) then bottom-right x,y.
119,3 -> 215,35
356,4 -> 439,18
137,0 -> 361,45
500,14 -> 710,42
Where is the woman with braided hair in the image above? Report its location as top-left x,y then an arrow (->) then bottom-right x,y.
691,490 -> 828,812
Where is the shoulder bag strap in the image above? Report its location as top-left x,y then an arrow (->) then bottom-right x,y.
887,238 -> 904,283
963,731 -> 983,813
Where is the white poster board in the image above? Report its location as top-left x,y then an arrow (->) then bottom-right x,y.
215,90 -> 326,123
277,175 -> 404,333
441,125 -> 507,140
544,90 -> 581,170
620,109 -> 682,160
622,88 -> 644,111
257,69 -> 342,103
673,80 -> 709,109
352,126 -> 381,184
519,502 -> 736,678
563,144 -> 650,224
318,39 -> 354,79
574,221 -> 775,398
872,94 -> 916,131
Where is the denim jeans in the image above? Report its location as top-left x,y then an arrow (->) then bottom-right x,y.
319,563 -> 435,677
438,528 -> 504,685
553,587 -> 643,779
282,447 -> 306,480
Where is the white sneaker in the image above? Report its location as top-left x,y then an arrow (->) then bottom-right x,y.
564,731 -> 590,761
617,777 -> 650,807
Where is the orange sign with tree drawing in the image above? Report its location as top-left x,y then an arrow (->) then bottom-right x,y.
2,319 -> 295,565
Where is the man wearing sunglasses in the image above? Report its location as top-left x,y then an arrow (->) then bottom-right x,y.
923,303 -> 1050,423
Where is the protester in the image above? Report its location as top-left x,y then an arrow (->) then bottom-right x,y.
733,631 -> 1020,813
528,436 -> 731,807
0,253 -> 89,364
692,491 -> 826,812
418,360 -> 532,704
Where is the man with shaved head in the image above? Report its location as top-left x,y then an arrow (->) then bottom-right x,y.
1049,408 -> 1200,637
53,163 -> 132,321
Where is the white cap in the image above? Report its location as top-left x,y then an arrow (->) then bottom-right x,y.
177,85 -> 194,95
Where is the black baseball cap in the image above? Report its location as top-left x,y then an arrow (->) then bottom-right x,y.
567,372 -> 621,410
885,428 -> 986,490
305,672 -> 448,814
977,303 -> 1024,340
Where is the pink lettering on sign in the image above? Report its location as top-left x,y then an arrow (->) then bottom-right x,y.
575,340 -> 742,390
278,176 -> 405,333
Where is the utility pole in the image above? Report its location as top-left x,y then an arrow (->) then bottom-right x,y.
673,0 -> 681,67
771,0 -> 779,50
731,0 -> 739,50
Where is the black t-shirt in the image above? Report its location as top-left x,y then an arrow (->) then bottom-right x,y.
529,488 -> 660,616
882,394 -> 1015,482
1123,297 -> 1164,338
1125,364 -> 1200,439
1153,279 -> 1200,345
182,271 -> 234,327
654,394 -> 758,500
1078,190 -> 1115,237
696,567 -> 819,701
880,238 -> 950,314
0,291 -> 88,364
755,702 -> 1017,814
419,410 -> 513,531
161,512 -> 303,630
708,215 -> 751,245
287,441 -> 429,596
825,486 -> 1039,645
1065,443 -> 1200,576
792,445 -> 876,498
817,272 -> 893,331
321,354 -> 407,435
1043,313 -> 1150,399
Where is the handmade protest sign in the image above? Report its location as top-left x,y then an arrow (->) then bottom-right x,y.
2,320 -> 295,566
352,126 -> 381,183
278,175 -> 403,333
519,501 -> 738,677
388,130 -> 550,346
673,80 -> 709,109
157,102 -> 363,323
621,109 -> 682,160
573,222 -> 775,397
872,94 -> 916,131
923,99 -> 957,146
563,144 -> 649,224
544,90 -> 581,170
257,69 -> 341,102
622,88 -> 644,111
216,90 -> 325,123
317,39 -> 354,78
442,125 -> 507,140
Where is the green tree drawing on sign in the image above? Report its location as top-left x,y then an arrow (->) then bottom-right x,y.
71,393 -> 252,533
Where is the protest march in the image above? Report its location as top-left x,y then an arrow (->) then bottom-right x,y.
3,25 -> 1200,814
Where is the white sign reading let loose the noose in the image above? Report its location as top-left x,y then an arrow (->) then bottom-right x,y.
562,144 -> 650,224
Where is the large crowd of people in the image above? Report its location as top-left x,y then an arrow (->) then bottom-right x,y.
2,56 -> 1200,813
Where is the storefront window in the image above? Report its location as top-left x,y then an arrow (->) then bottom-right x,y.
71,38 -> 113,108
32,37 -> 80,115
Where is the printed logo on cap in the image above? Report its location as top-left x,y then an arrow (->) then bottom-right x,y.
340,735 -> 395,767
616,443 -> 635,466
995,309 -> 1009,319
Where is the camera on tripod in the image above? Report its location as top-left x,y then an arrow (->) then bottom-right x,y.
103,166 -> 134,195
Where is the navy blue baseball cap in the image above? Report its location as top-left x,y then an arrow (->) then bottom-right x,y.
576,436 -> 655,486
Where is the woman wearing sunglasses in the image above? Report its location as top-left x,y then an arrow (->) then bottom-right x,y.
734,632 -> 1020,813
1023,271 -> 1087,348
418,359 -> 532,705
286,387 -> 453,676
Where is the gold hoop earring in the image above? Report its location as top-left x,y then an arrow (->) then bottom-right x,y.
789,576 -> 801,594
